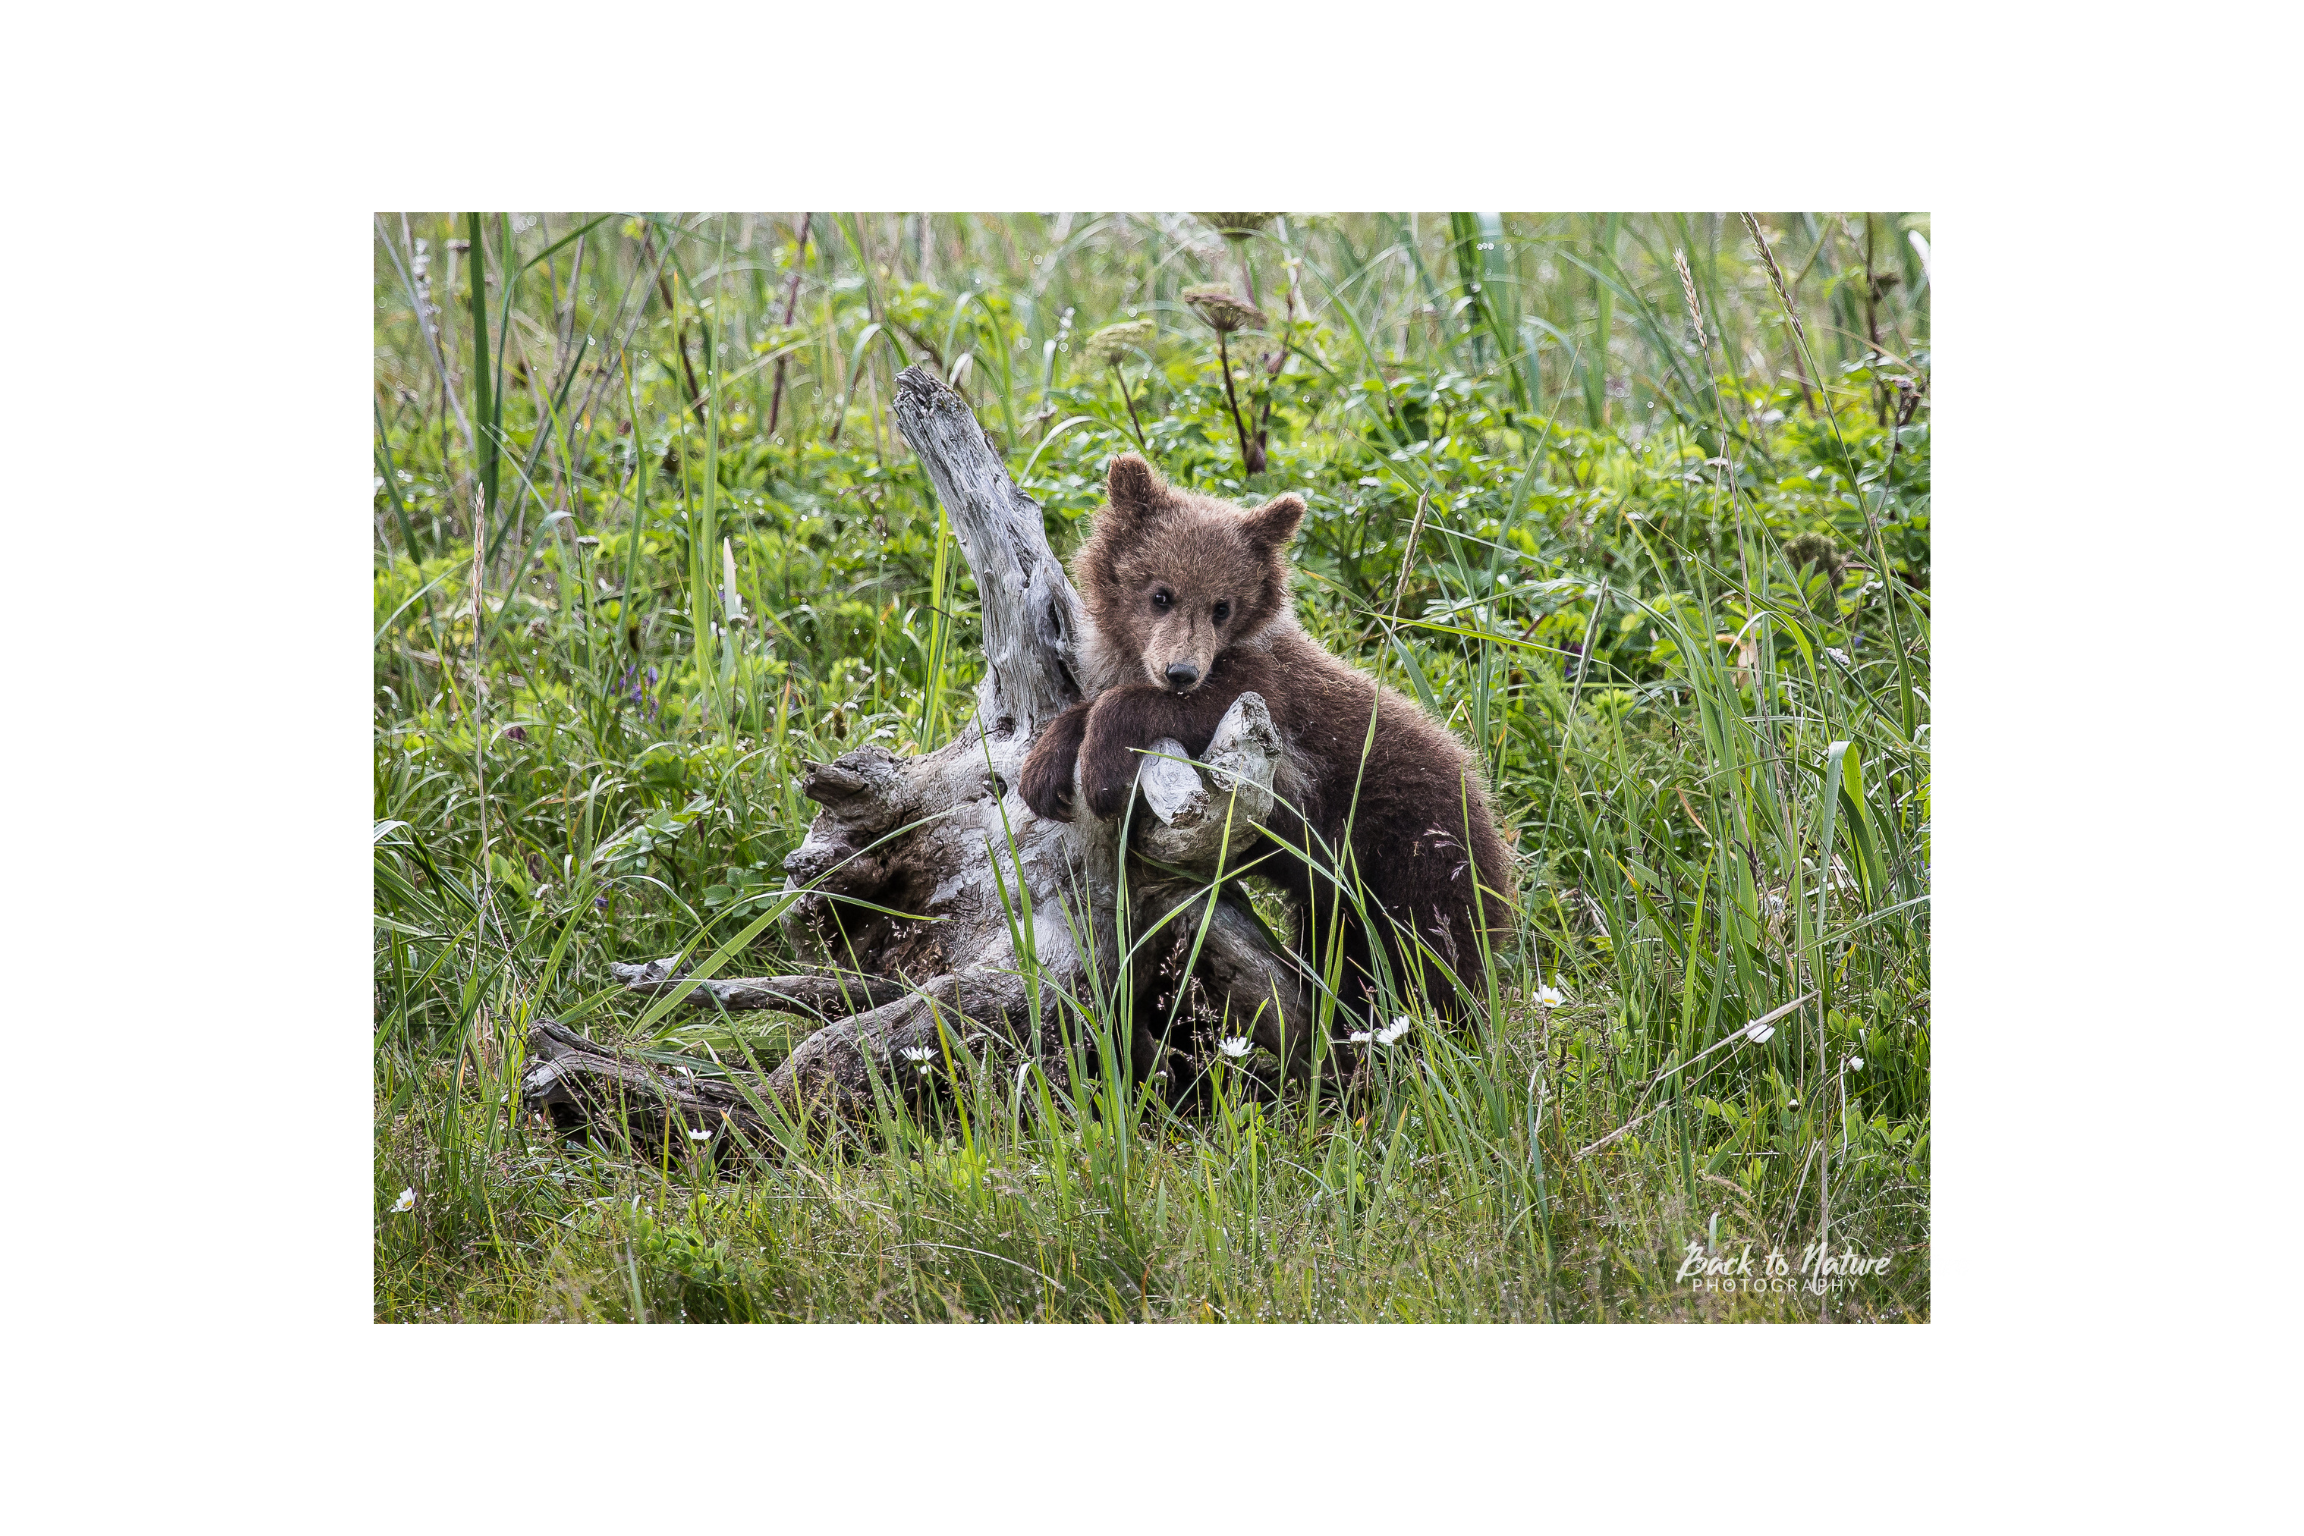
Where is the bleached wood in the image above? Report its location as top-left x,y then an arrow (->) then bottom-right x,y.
1133,691 -> 1279,868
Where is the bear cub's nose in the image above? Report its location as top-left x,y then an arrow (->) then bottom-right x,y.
1164,662 -> 1200,691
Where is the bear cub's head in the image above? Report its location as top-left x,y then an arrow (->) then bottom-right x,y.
1075,453 -> 1305,696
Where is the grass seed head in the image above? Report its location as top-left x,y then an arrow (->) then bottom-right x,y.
1740,213 -> 1805,341
1674,249 -> 1706,348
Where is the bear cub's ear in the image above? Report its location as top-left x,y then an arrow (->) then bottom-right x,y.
1106,454 -> 1165,520
1241,492 -> 1305,553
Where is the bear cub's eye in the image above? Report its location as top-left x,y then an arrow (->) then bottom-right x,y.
1212,601 -> 1231,624
1151,588 -> 1173,610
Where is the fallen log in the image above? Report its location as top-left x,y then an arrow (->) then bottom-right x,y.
524,367 -> 1312,1141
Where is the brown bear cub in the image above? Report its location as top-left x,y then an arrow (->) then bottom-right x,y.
1020,453 -> 1514,1020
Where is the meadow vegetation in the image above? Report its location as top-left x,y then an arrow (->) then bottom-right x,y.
373,211 -> 1930,1322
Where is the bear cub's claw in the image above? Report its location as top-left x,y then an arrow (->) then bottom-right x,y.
1018,755 -> 1075,821
1029,789 -> 1075,822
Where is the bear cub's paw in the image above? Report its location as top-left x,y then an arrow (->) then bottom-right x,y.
1078,731 -> 1146,822
1017,746 -> 1076,821
1018,701 -> 1092,821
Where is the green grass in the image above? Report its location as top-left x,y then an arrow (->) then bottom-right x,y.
373,211 -> 1930,1322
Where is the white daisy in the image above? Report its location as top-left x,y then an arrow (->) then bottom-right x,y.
390,1188 -> 416,1213
1217,1037 -> 1253,1058
688,1127 -> 711,1142
1849,1056 -> 1864,1071
1375,1017 -> 1412,1046
1346,1030 -> 1374,1045
899,1045 -> 937,1075
1536,979 -> 1567,1008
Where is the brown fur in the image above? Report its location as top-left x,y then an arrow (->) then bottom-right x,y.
1021,454 -> 1515,1019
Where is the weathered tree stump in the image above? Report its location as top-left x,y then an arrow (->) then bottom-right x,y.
523,367 -> 1312,1144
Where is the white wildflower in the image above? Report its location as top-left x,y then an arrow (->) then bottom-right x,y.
688,1127 -> 711,1142
1375,1017 -> 1412,1046
1217,1037 -> 1253,1059
1536,979 -> 1567,1008
1346,1030 -> 1374,1045
390,1188 -> 416,1213
1849,1056 -> 1864,1071
1746,1021 -> 1777,1045
1826,647 -> 1851,666
899,1045 -> 937,1074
